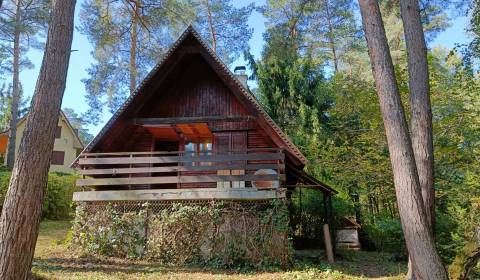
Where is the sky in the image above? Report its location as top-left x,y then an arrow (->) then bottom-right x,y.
10,1 -> 472,136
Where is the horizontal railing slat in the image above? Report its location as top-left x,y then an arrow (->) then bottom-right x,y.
80,148 -> 283,157
77,163 -> 285,175
76,174 -> 286,187
78,153 -> 284,165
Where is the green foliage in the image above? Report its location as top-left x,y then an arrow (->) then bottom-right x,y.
259,0 -> 360,70
71,200 -> 292,269
62,107 -> 94,145
72,203 -> 146,258
0,0 -> 50,78
0,171 -> 79,220
42,173 -> 79,220
78,0 -> 195,122
362,218 -> 407,260
289,188 -> 327,248
194,0 -> 254,65
79,0 -> 253,125
146,203 -> 217,264
256,1 -> 479,271
0,83 -> 29,131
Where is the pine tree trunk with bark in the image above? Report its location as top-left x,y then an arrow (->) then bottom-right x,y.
323,0 -> 338,73
357,0 -> 448,279
400,0 -> 435,238
205,0 -> 217,53
129,0 -> 138,95
6,0 -> 21,169
399,1 -> 436,278
0,0 -> 76,279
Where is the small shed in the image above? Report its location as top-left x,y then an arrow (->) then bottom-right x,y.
336,217 -> 361,250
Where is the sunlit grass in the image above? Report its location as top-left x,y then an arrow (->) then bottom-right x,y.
32,220 -> 406,280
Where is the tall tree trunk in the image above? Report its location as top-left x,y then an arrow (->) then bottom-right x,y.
0,0 -> 76,278
204,0 -> 216,53
323,0 -> 338,73
6,0 -> 21,169
129,0 -> 138,94
400,2 -> 435,278
357,1 -> 448,279
400,0 -> 435,238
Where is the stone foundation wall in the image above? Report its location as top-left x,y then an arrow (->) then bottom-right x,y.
71,199 -> 292,268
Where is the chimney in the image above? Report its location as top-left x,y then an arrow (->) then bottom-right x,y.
234,66 -> 248,88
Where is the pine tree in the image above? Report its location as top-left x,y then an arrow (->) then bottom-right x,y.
358,0 -> 448,278
0,0 -> 76,277
79,0 -> 195,124
0,0 -> 49,168
193,0 -> 254,64
0,83 -> 29,131
62,107 -> 94,145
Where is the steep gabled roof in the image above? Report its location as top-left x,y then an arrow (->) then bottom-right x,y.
0,110 -> 84,150
83,26 -> 307,165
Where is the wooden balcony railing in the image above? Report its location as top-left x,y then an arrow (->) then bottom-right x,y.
75,148 -> 285,189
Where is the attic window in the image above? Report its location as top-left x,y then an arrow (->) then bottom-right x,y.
55,126 -> 61,138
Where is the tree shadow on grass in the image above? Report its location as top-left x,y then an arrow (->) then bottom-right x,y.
32,250 -> 406,279
294,249 -> 406,279
331,250 -> 406,278
32,255 -> 282,278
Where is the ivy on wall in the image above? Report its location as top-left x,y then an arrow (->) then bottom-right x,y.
70,200 -> 292,268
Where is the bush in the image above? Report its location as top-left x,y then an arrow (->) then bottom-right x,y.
0,171 -> 79,220
362,218 -> 407,260
71,200 -> 293,269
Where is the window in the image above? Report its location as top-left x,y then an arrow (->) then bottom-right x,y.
51,151 -> 65,165
184,140 -> 212,166
55,126 -> 61,138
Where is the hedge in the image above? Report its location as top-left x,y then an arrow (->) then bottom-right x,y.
0,171 -> 79,220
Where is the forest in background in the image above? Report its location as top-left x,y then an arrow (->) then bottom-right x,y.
0,0 -> 479,277
249,1 -> 480,275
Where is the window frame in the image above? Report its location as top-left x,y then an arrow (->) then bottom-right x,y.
51,150 -> 65,165
183,139 -> 213,166
54,126 -> 62,139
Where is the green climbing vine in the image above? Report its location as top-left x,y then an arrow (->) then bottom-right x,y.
70,199 -> 292,268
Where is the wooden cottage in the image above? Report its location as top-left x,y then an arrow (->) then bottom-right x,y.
71,27 -> 336,265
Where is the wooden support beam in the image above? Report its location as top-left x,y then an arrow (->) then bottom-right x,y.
323,224 -> 335,263
133,115 -> 254,126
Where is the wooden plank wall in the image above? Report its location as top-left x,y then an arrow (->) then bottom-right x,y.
83,54 -> 282,190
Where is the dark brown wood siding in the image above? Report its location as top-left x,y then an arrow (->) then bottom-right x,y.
137,55 -> 249,119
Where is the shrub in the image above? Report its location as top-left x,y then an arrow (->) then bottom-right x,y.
72,203 -> 146,258
362,218 -> 407,260
71,200 -> 293,269
0,171 -> 79,220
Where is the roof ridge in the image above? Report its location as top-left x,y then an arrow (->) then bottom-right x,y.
82,26 -> 307,164
186,28 -> 307,164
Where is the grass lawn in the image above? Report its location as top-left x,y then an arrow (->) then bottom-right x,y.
32,220 -> 406,280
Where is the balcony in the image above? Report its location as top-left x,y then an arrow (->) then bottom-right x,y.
73,148 -> 286,202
